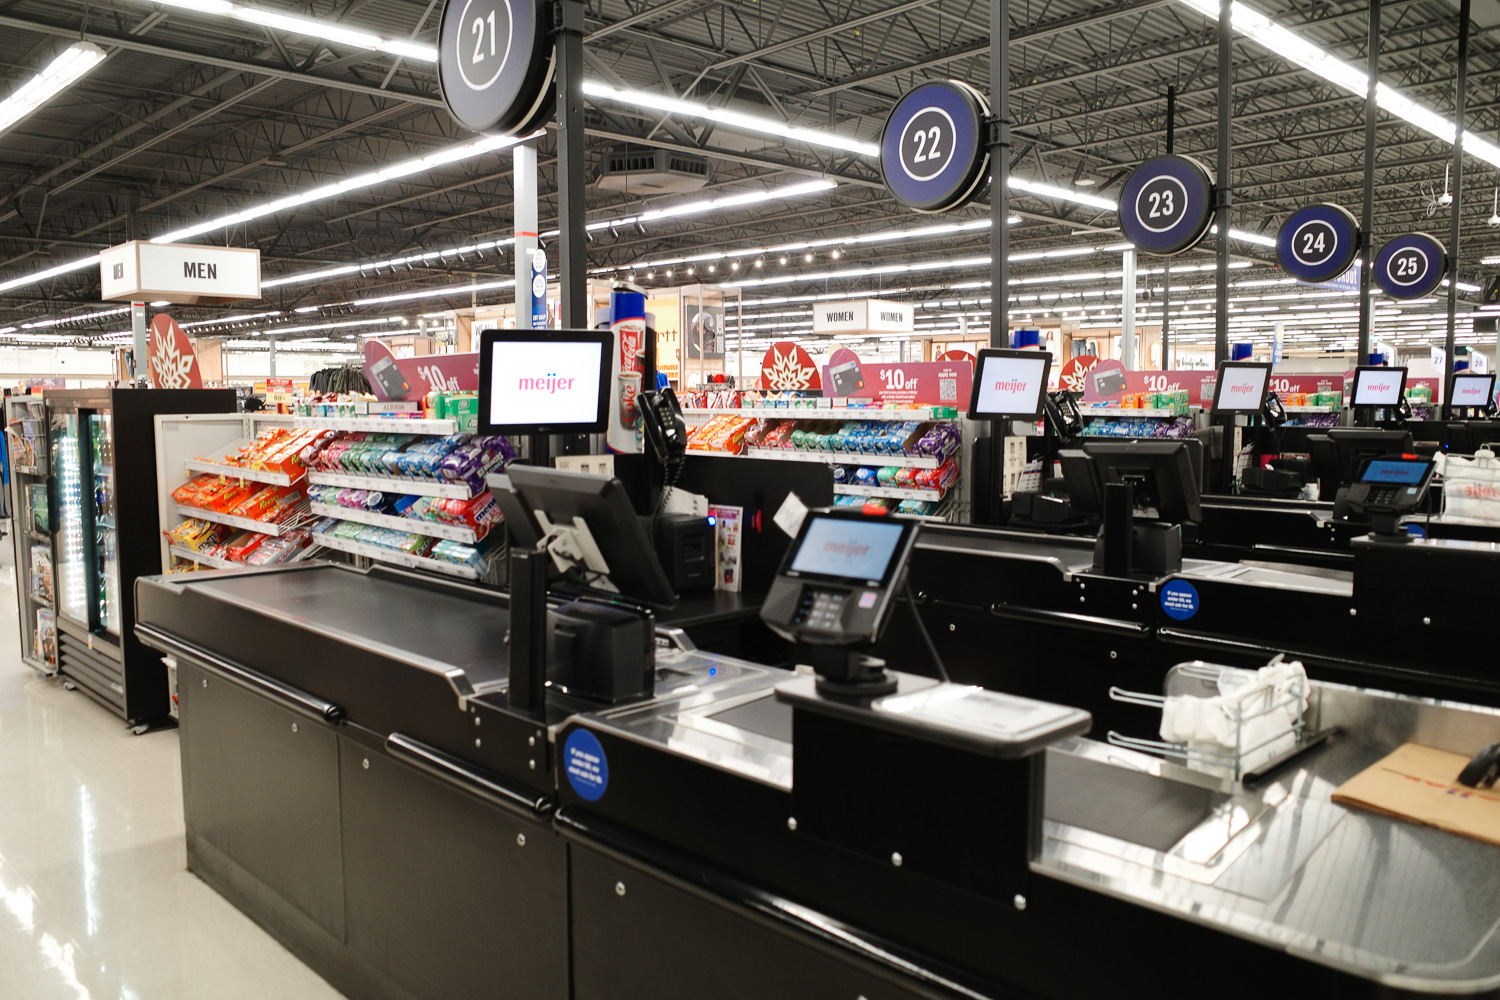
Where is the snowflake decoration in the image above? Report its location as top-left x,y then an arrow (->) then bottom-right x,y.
1060,357 -> 1097,393
150,324 -> 196,388
764,344 -> 816,390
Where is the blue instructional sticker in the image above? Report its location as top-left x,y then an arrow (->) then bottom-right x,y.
1160,579 -> 1200,620
564,729 -> 609,802
1406,523 -> 1427,539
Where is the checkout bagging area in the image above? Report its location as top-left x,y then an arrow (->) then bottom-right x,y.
129,332 -> 1500,1000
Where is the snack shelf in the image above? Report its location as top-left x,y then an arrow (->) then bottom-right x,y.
185,456 -> 305,487
174,504 -> 291,537
308,470 -> 473,499
293,416 -> 458,435
27,530 -> 47,544
834,483 -> 947,502
683,406 -> 956,421
20,655 -> 49,675
309,502 -> 479,543
26,592 -> 52,608
740,447 -> 941,469
1281,405 -> 1337,414
312,532 -> 479,580
1081,407 -> 1183,418
13,464 -> 39,476
168,545 -> 242,570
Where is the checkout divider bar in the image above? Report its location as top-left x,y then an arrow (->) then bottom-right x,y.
135,625 -> 344,723
384,733 -> 553,817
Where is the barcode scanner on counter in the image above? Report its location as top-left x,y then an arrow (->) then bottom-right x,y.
1344,455 -> 1436,538
760,508 -> 921,697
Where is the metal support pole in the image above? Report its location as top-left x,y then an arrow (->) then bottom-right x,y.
1214,0 -> 1231,366
514,144 -> 538,330
989,0 -> 1011,347
554,0 -> 588,330
1163,86 -> 1174,370
1357,0 -> 1381,365
1122,248 -> 1137,368
1445,0 -> 1472,415
130,301 -> 147,387
268,335 -> 276,378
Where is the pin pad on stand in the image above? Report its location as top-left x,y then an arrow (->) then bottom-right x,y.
760,509 -> 921,696
1345,455 -> 1436,538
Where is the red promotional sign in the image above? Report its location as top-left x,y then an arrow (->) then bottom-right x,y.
1082,364 -> 1345,405
822,358 -> 972,407
1057,355 -> 1098,393
147,314 -> 203,388
760,341 -> 822,391
362,341 -> 479,401
938,349 -> 976,365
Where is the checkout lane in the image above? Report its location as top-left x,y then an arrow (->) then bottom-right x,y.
132,334 -> 1500,1000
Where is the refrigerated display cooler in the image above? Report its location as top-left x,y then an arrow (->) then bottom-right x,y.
42,389 -> 234,729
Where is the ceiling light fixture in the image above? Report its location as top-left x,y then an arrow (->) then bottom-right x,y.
0,42 -> 108,140
132,0 -> 435,62
582,81 -> 880,157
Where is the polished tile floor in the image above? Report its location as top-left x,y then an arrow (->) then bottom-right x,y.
0,532 -> 345,1000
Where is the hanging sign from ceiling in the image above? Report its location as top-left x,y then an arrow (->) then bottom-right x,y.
99,241 -> 260,305
1118,154 -> 1216,256
879,80 -> 990,214
437,0 -> 556,135
812,300 -> 914,334
1277,203 -> 1360,285
1375,232 -> 1447,299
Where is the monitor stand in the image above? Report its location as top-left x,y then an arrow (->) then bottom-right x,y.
796,643 -> 899,698
1092,482 -> 1184,577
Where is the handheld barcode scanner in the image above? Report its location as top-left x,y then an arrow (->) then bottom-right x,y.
761,508 -> 922,697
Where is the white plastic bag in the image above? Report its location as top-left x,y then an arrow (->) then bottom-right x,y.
1437,447 -> 1500,524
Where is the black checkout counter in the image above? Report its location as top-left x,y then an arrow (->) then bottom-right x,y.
134,468 -> 1500,1000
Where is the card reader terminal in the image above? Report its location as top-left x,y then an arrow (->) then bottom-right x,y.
1346,456 -> 1436,537
761,509 -> 921,695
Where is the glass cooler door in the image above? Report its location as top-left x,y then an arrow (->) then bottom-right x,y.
51,412 -> 89,629
90,413 -> 120,636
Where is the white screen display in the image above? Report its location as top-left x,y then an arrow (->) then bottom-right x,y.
1213,365 -> 1270,412
790,517 -> 905,582
973,354 -> 1049,416
1451,374 -> 1495,407
1353,368 -> 1403,407
487,340 -> 604,427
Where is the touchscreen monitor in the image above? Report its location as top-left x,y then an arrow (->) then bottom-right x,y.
1210,362 -> 1273,413
478,329 -> 612,434
788,515 -> 908,585
1359,458 -> 1432,485
1451,373 -> 1497,408
967,349 -> 1052,420
1351,366 -> 1408,408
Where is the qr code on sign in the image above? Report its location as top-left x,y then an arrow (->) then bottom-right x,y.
939,377 -> 957,401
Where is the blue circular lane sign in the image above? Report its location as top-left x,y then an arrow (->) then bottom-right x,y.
1277,203 -> 1360,285
1160,579 -> 1200,621
1375,232 -> 1447,299
438,0 -> 555,135
880,80 -> 990,214
1118,155 -> 1216,256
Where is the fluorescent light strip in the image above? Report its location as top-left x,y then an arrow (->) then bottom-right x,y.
1178,0 -> 1500,168
266,178 -> 839,291
0,43 -> 108,139
0,132 -> 537,296
1009,177 -> 1117,212
134,0 -> 435,62
20,305 -> 130,329
583,81 -> 879,157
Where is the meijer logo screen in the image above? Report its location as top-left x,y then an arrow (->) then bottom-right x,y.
489,341 -> 603,426
975,356 -> 1047,415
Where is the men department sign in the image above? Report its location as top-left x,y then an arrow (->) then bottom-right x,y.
99,241 -> 260,305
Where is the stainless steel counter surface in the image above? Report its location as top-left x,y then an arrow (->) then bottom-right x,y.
1173,559 -> 1354,597
1036,683 -> 1500,993
577,659 -> 1500,991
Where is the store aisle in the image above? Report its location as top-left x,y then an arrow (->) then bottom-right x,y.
0,559 -> 346,1000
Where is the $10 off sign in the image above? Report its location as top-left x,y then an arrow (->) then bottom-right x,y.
437,0 -> 555,135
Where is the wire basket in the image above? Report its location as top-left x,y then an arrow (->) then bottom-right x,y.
1107,659 -> 1309,782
